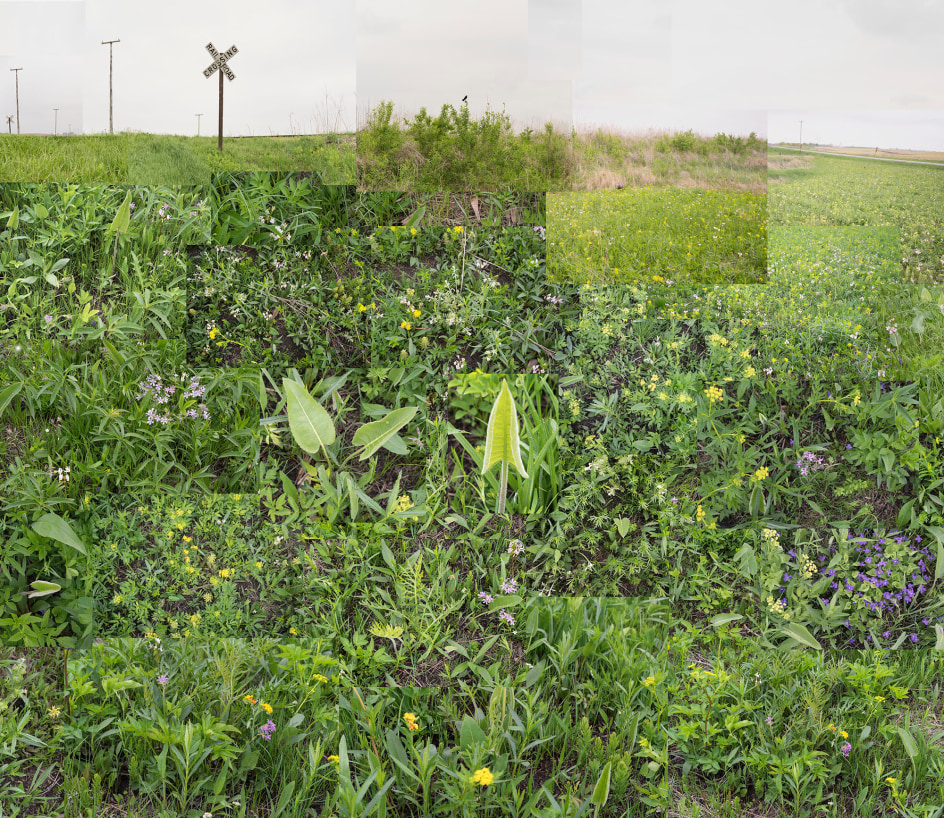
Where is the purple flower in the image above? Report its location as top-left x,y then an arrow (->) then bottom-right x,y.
44,314 -> 53,324
477,592 -> 494,605
841,741 -> 852,757
498,609 -> 516,626
500,578 -> 518,595
157,674 -> 169,686
260,719 -> 276,740
765,716 -> 773,726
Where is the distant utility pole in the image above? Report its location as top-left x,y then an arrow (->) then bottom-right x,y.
5,115 -> 12,134
202,42 -> 239,151
798,120 -> 803,150
10,68 -> 22,134
101,39 -> 120,133
196,113 -> 203,136
53,107 -> 59,136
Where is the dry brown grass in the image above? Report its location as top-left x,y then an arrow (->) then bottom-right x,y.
768,155 -> 813,170
570,125 -> 766,192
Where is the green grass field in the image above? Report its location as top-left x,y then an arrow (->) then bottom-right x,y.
1,146 -> 944,816
547,187 -> 767,286
0,132 -> 355,184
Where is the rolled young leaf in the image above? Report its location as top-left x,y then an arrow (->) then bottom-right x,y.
481,379 -> 528,478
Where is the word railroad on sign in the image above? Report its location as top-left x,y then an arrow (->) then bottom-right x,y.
202,41 -> 238,151
203,42 -> 238,81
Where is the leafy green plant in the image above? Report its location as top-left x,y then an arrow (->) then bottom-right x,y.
481,379 -> 529,515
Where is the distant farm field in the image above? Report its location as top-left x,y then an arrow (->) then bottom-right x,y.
778,144 -> 944,164
0,132 -> 355,184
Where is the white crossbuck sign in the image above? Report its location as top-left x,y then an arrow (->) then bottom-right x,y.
203,42 -> 238,81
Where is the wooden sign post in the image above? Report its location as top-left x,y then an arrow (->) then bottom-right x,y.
202,42 -> 238,151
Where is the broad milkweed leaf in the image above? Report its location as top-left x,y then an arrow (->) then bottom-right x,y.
32,513 -> 87,555
282,378 -> 335,458
482,379 -> 528,478
378,432 -> 408,455
896,726 -> 918,760
6,205 -> 18,230
710,613 -> 743,628
460,715 -> 487,754
352,406 -> 418,460
779,622 -> 822,650
26,580 -> 62,598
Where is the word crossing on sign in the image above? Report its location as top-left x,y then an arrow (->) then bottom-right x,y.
203,42 -> 238,81
201,41 -> 239,151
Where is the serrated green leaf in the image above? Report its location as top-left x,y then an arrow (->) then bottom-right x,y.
368,622 -> 403,640
482,379 -> 528,478
32,513 -> 87,556
283,378 -> 335,458
352,406 -> 418,460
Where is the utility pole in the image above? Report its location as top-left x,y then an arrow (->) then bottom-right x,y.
798,120 -> 803,150
53,107 -> 59,136
101,39 -> 120,133
196,113 -> 203,136
10,68 -> 22,134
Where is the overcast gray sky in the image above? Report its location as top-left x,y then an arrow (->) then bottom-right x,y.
1,0 -> 355,136
2,0 -> 941,144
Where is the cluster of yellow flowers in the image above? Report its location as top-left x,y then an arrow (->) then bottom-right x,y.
470,767 -> 494,786
243,694 -> 273,715
766,596 -> 788,616
403,712 -> 420,732
752,466 -> 770,481
704,385 -> 724,404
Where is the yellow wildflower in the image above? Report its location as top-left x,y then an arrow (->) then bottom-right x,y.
470,768 -> 494,786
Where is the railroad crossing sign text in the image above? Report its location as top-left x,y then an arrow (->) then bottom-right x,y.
203,42 -> 238,81
201,41 -> 239,151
